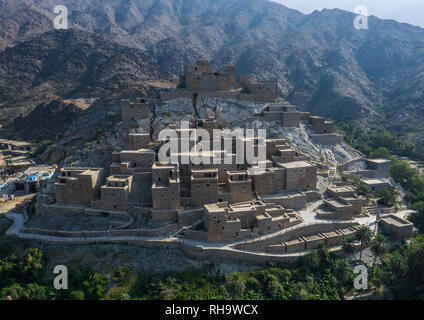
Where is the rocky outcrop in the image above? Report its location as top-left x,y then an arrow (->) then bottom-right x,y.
154,98 -> 364,166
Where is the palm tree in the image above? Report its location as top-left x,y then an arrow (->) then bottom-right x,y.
305,250 -> 321,270
317,241 -> 330,265
355,225 -> 373,262
370,234 -> 388,271
342,237 -> 356,259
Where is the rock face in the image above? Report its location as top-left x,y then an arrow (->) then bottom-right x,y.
2,0 -> 424,154
0,29 -> 167,120
5,100 -> 84,141
153,98 -> 363,166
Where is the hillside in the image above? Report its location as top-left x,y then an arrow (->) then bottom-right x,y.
0,28 -> 168,119
1,0 -> 424,153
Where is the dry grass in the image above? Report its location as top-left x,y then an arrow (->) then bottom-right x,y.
61,99 -> 91,110
0,193 -> 35,213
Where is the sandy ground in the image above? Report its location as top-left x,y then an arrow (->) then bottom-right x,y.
0,193 -> 35,213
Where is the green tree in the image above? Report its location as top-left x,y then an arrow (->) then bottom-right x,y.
342,237 -> 356,258
377,186 -> 399,207
369,147 -> 392,160
82,272 -> 108,300
356,183 -> 372,198
225,272 -> 246,299
370,234 -> 388,271
69,290 -> 85,300
355,226 -> 373,262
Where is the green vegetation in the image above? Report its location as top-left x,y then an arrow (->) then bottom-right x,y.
1,122 -> 424,300
374,235 -> 424,299
336,124 -> 420,159
339,123 -> 424,232
355,226 -> 373,262
339,173 -> 372,198
377,186 -> 399,207
31,140 -> 54,157
0,237 -> 421,300
0,247 -> 355,300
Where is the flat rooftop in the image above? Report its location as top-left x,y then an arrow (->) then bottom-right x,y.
191,168 -> 218,173
327,186 -> 355,193
278,161 -> 314,169
304,234 -> 323,241
285,238 -> 304,245
326,198 -> 351,208
362,179 -> 389,186
367,159 -> 391,164
323,231 -> 340,237
381,215 -> 413,227
107,175 -> 131,181
121,149 -> 155,154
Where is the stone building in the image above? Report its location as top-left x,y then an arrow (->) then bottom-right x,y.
316,185 -> 365,220
379,214 -> 414,240
227,171 -> 253,203
317,198 -> 355,220
0,139 -> 32,153
277,161 -> 317,191
151,162 -> 181,214
100,175 -> 133,211
184,60 -> 236,92
366,159 -> 391,178
308,116 -> 335,134
0,139 -> 34,173
190,169 -> 219,207
262,103 -> 310,127
189,200 -> 302,243
121,98 -> 150,123
160,60 -> 278,103
55,167 -> 105,206
326,185 -> 364,215
361,179 -> 391,193
239,75 -> 278,103
128,133 -> 150,150
110,148 -> 155,175
343,158 -> 392,179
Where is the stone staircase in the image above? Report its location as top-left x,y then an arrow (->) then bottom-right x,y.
364,205 -> 379,216
364,205 -> 395,216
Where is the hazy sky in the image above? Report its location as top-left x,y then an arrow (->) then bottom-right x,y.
272,0 -> 424,28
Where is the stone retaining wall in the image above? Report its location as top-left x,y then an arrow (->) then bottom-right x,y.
235,222 -> 358,251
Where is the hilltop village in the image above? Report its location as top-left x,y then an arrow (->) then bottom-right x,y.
2,61 -> 416,263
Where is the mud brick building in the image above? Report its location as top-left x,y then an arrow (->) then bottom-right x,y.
121,98 -> 150,123
100,175 -> 133,211
160,60 -> 278,103
55,167 -> 105,206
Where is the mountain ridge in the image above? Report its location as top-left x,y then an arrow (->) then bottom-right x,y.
1,0 -> 424,153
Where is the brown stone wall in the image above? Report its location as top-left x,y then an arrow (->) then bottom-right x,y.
152,182 -> 180,211
120,150 -> 155,169
100,187 -> 129,211
251,172 -> 275,194
229,181 -> 252,203
191,180 -> 218,207
121,99 -> 150,122
129,133 -> 150,150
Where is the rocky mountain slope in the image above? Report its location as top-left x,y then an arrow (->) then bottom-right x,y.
1,0 -> 424,152
0,29 -> 169,118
